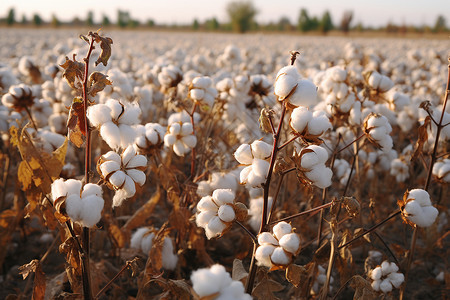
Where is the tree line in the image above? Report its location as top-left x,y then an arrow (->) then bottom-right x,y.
1,2 -> 448,34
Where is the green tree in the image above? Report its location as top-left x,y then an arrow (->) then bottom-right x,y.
102,15 -> 110,27
319,10 -> 333,34
192,18 -> 199,30
340,10 -> 353,34
51,14 -> 60,27
86,11 -> 94,26
6,8 -> 15,26
432,15 -> 447,32
298,8 -> 311,32
278,16 -> 292,31
226,0 -> 258,33
32,13 -> 43,26
147,19 -> 155,27
21,14 -> 28,25
205,17 -> 220,30
117,10 -> 130,28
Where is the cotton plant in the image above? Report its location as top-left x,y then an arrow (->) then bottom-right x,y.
134,122 -> 166,154
191,264 -> 251,300
390,158 -> 410,183
399,189 -> 439,228
254,221 -> 300,268
295,145 -> 333,189
289,105 -> 332,140
97,145 -> 147,207
196,170 -> 240,197
234,140 -> 272,188
130,227 -> 178,270
363,113 -> 393,152
365,70 -> 395,94
50,179 -> 104,228
432,158 -> 450,183
188,76 -> 217,109
370,261 -> 404,293
87,98 -> 141,150
274,65 -> 318,107
1,83 -> 37,112
317,66 -> 355,113
163,121 -> 197,157
195,189 -> 248,239
157,64 -> 183,91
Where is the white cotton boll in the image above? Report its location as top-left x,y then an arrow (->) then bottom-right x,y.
130,227 -> 149,249
109,170 -> 126,188
122,175 -> 137,197
239,165 -> 252,185
311,166 -> 333,189
251,159 -> 270,178
180,122 -> 194,136
127,155 -> 147,169
206,216 -> 227,239
161,237 -> 178,270
80,195 -> 104,227
87,104 -> 111,126
234,144 -> 253,165
168,122 -> 181,135
118,124 -> 137,148
102,151 -> 121,164
408,189 -> 431,206
182,135 -> 197,148
388,272 -> 404,288
273,221 -> 292,240
290,106 -> 313,133
250,140 -> 272,160
100,122 -> 121,149
258,232 -> 279,246
100,161 -> 120,176
126,169 -> 146,186
218,205 -> 236,222
122,145 -> 136,166
141,232 -> 155,254
371,267 -> 383,280
192,76 -> 212,89
51,178 -> 67,200
301,152 -> 320,170
196,210 -> 216,228
271,247 -> 291,265
368,71 -> 381,89
191,264 -> 227,297
217,281 -> 251,300
112,189 -> 128,207
289,79 -> 318,107
213,189 -> 235,206
65,179 -> 82,196
279,233 -> 300,254
379,279 -> 393,293
190,88 -> 205,100
255,244 -> 276,267
119,104 -> 141,125
275,74 -> 298,100
66,194 -> 82,222
378,76 -> 394,93
173,140 -> 189,156
308,112 -> 331,135
310,145 -> 328,163
82,183 -> 102,198
197,196 -> 217,211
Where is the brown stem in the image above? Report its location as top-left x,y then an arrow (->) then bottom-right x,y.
235,221 -> 257,244
278,134 -> 300,150
336,133 -> 365,154
24,106 -> 38,131
269,202 -> 334,225
95,259 -> 137,299
189,103 -> 198,179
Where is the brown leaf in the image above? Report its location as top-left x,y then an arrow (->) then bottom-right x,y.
342,196 -> 360,218
232,259 -> 248,282
350,275 -> 378,300
148,226 -> 171,274
90,31 -> 113,66
88,71 -> 112,97
411,116 -> 431,161
286,264 -> 308,288
66,97 -> 86,148
59,237 -> 82,275
123,188 -> 161,232
59,56 -> 84,89
10,125 -> 68,194
19,259 -> 46,300
253,269 -> 284,300
0,208 -> 19,270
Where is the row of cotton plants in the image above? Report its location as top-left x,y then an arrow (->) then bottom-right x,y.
0,28 -> 447,299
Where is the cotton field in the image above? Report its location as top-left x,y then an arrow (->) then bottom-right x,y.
0,28 -> 448,299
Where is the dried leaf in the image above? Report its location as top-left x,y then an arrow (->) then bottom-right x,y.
147,225 -> 171,274
19,259 -> 46,300
0,208 -> 18,270
10,125 -> 68,194
342,196 -> 360,218
59,56 -> 84,89
66,97 -> 86,148
232,259 -> 248,282
411,116 -> 431,161
88,71 -> 112,97
59,237 -> 82,275
90,31 -> 113,66
286,264 -> 308,288
253,270 -> 284,300
123,188 -> 161,232
350,275 -> 378,300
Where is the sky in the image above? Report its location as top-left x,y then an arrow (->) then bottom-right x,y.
0,0 -> 448,27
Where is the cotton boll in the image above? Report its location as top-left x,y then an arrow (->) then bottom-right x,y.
300,152 -> 320,170
403,189 -> 438,227
161,237 -> 178,270
272,221 -> 292,240
258,232 -> 279,246
218,205 -> 236,222
109,170 -> 126,188
82,183 -> 102,198
141,232 -> 155,254
66,194 -> 82,222
80,195 -> 104,227
118,124 -> 138,148
290,106 -> 313,133
275,70 -> 299,99
251,140 -> 272,159
379,279 -> 393,293
270,247 -> 291,265
289,79 -> 318,107
64,179 -> 82,196
100,122 -> 121,149
196,210 -> 216,228
197,196 -> 217,211
131,227 -> 149,249
234,144 -> 253,165
119,103 -> 141,124
307,165 -> 333,189
206,216 -> 227,239
255,244 -> 276,267
51,178 -> 68,200
87,104 -> 111,126
279,233 -> 300,254
191,264 -> 228,297
308,112 -> 331,135
251,158 -> 270,178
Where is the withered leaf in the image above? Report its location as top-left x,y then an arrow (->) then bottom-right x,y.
285,264 -> 308,288
411,116 -> 430,161
88,71 -> 112,97
342,196 -> 360,218
10,125 -> 68,194
148,226 -> 171,274
123,188 -> 161,232
350,275 -> 378,300
232,259 -> 248,282
66,97 -> 86,148
90,31 -> 113,66
59,56 -> 84,89
19,259 -> 46,300
253,270 -> 284,300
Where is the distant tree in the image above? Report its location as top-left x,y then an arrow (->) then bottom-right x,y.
72,16 -> 83,26
6,8 -> 15,26
128,19 -> 140,28
226,0 -> 258,33
432,15 -> 447,32
205,17 -> 220,30
319,10 -> 333,34
32,13 -> 43,26
86,11 -> 94,26
147,19 -> 155,27
278,16 -> 292,31
21,14 -> 28,25
51,14 -> 60,27
298,8 -> 311,32
340,10 -> 353,34
102,15 -> 110,27
192,18 -> 199,30
117,10 -> 130,28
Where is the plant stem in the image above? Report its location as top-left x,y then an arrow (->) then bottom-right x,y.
24,106 -> 38,131
235,221 -> 257,244
189,103 -> 198,179
400,57 -> 450,300
95,259 -> 137,299
269,201 -> 334,225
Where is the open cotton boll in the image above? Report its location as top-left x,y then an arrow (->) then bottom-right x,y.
270,247 -> 291,265
161,237 -> 178,270
234,144 -> 253,165
403,189 -> 438,227
308,112 -> 332,135
218,205 -> 236,222
66,194 -> 83,222
141,232 -> 155,254
80,195 -> 104,227
306,165 -> 333,188
130,227 -> 150,249
255,244 -> 276,267
273,222 -> 292,241
82,183 -> 102,198
279,233 -> 300,254
258,232 -> 279,246
289,79 -> 318,107
274,66 -> 300,100
191,264 -> 232,298
290,106 -> 313,133
300,152 -> 320,170
251,140 -> 272,159
432,159 -> 450,182
65,179 -> 83,196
